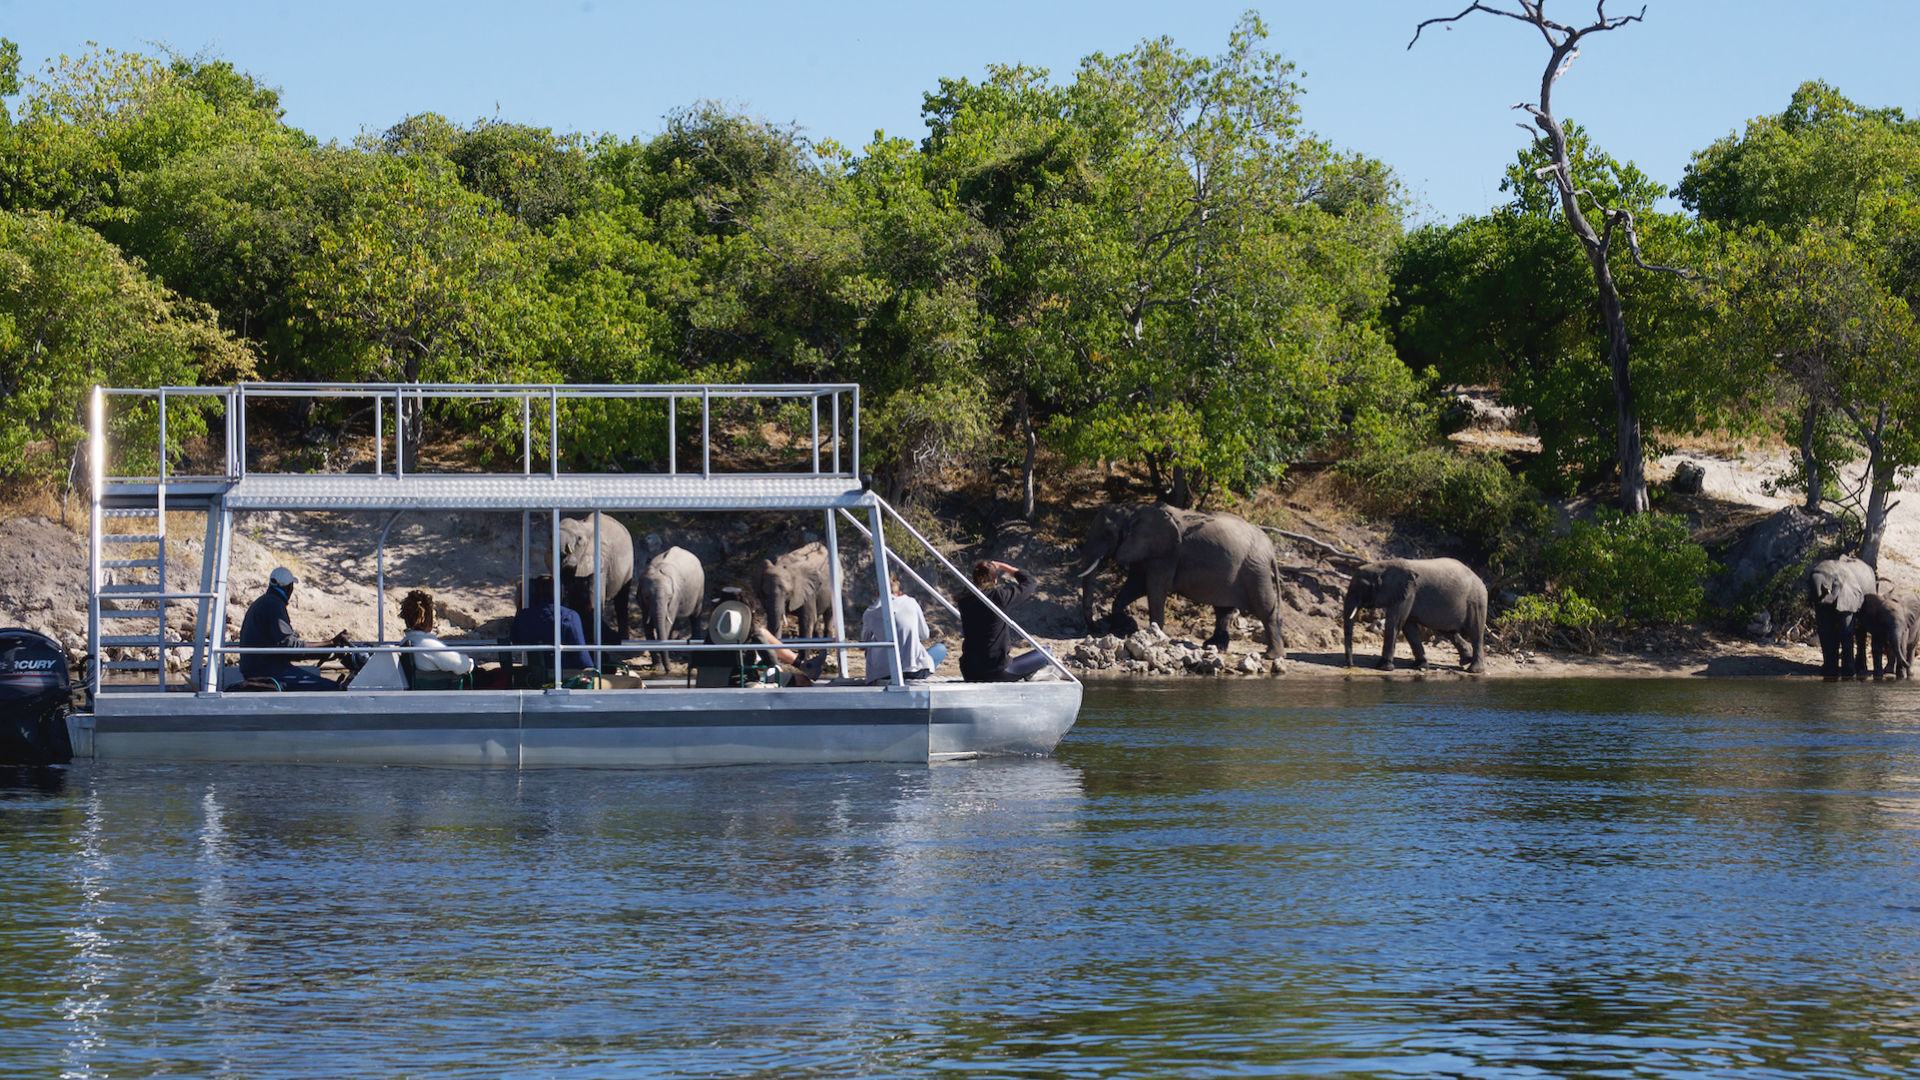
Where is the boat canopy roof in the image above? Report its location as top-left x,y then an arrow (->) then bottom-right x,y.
94,381 -> 871,513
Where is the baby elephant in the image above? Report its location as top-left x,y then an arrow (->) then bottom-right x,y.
1857,589 -> 1920,679
1343,557 -> 1488,673
637,546 -> 706,674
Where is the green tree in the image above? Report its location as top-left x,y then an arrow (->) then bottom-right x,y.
932,15 -> 1420,509
0,47 -> 288,226
1682,82 -> 1920,566
1390,126 -> 1731,493
292,153 -> 543,462
0,209 -> 253,484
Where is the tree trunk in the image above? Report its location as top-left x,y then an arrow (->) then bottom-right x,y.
1798,400 -> 1824,513
1018,391 -> 1038,521
1859,407 -> 1892,569
1167,466 -> 1196,510
1584,216 -> 1648,514
400,353 -> 424,473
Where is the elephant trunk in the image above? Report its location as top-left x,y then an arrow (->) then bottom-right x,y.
1078,561 -> 1103,631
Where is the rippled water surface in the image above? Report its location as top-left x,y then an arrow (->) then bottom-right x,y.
5,678 -> 1920,1078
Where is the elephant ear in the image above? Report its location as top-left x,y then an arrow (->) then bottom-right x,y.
1116,505 -> 1181,565
1381,564 -> 1418,607
1835,575 -> 1868,612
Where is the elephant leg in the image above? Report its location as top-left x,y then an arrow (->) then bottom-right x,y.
1206,608 -> 1233,651
1144,569 -> 1175,635
1378,598 -> 1415,670
1262,609 -> 1285,660
1448,631 -> 1474,667
1816,613 -> 1840,680
1109,571 -> 1148,635
1403,624 -> 1430,670
614,589 -> 632,642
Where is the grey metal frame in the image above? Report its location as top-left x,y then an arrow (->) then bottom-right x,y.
88,381 -> 1076,700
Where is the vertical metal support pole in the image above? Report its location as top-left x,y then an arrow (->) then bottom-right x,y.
375,395 -> 384,475
668,394 -> 677,475
701,388 -> 711,479
238,386 -> 249,479
157,387 -> 168,483
870,502 -> 903,686
191,499 -> 221,691
549,388 -> 559,480
520,511 -> 531,615
811,394 -> 820,475
395,387 -> 406,480
522,394 -> 531,475
551,508 -> 563,682
832,393 -> 840,475
88,387 -> 104,694
851,386 -> 861,479
155,388 -> 168,692
591,512 -> 604,671
376,511 -> 403,646
825,508 -> 847,678
206,502 -> 233,693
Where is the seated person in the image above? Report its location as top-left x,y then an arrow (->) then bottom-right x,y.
749,624 -> 827,687
957,560 -> 1050,683
237,567 -> 348,690
511,575 -> 593,675
399,589 -> 473,685
861,576 -> 946,682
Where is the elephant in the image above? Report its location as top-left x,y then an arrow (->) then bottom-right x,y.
1074,502 -> 1285,658
1856,589 -> 1920,680
547,513 -> 634,641
1342,558 -> 1487,673
756,542 -> 835,642
636,546 -> 706,673
1809,556 -> 1876,680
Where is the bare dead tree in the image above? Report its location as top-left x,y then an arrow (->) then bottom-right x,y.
1411,2 -> 1692,514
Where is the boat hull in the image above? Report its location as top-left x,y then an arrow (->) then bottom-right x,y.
73,681 -> 1082,767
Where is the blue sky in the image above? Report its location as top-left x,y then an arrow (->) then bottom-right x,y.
2,0 -> 1911,223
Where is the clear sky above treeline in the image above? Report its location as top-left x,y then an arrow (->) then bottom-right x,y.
5,0 -> 1912,223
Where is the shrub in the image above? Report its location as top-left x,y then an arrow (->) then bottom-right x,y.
1496,590 -> 1603,653
1544,510 -> 1712,625
1337,444 -> 1545,564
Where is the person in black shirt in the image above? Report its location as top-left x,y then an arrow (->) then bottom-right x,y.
957,560 -> 1049,682
236,567 -> 348,689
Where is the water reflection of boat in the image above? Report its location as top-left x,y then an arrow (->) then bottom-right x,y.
73,383 -> 1080,767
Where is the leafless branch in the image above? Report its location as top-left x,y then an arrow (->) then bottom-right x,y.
1260,526 -> 1366,564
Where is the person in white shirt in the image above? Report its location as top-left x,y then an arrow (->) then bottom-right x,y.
861,576 -> 946,682
399,589 -> 474,678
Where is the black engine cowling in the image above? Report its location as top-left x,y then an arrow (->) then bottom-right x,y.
0,627 -> 73,765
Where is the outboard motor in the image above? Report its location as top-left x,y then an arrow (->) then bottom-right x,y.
0,628 -> 74,765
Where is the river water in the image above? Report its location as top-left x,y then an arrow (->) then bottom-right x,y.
3,678 -> 1919,1078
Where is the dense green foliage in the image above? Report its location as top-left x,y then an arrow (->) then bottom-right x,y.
0,22 -> 1424,508
1542,511 -> 1713,625
0,21 -> 1911,635
1336,443 -> 1545,566
1388,126 -> 1732,494
1680,82 -> 1920,566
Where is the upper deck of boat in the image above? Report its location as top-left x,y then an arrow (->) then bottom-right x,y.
95,381 -> 873,514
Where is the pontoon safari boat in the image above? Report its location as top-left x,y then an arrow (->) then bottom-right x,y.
73,382 -> 1079,767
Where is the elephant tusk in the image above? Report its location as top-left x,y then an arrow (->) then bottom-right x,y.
1076,561 -> 1102,579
